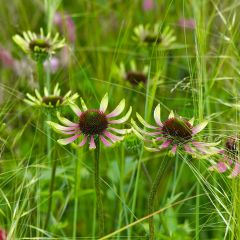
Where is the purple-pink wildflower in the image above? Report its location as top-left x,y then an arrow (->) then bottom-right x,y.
132,104 -> 219,156
142,0 -> 154,11
48,94 -> 132,149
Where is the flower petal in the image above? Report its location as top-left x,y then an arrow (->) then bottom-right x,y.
108,127 -> 127,135
99,93 -> 108,113
135,112 -> 157,129
57,134 -> 81,145
229,162 -> 240,178
57,112 -> 79,127
109,107 -> 132,124
192,120 -> 208,135
154,104 -> 162,127
89,136 -> 96,149
100,135 -> 112,147
160,140 -> 172,149
168,110 -> 174,119
70,103 -> 82,117
80,98 -> 88,111
106,99 -> 125,118
47,121 -> 78,132
104,130 -> 123,142
79,135 -> 88,147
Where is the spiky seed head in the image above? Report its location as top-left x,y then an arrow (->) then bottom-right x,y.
79,110 -> 108,135
162,117 -> 192,141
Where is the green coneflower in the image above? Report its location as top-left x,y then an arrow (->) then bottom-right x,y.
13,28 -> 65,61
115,60 -> 149,86
133,23 -> 176,47
24,83 -> 78,108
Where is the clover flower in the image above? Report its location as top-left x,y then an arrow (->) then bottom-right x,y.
13,28 -> 65,61
133,23 -> 176,47
24,83 -> 78,108
132,104 -> 219,156
209,137 -> 240,178
47,94 -> 132,149
115,60 -> 148,86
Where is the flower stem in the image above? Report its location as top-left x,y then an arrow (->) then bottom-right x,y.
37,60 -> 44,93
148,166 -> 163,240
94,137 -> 104,237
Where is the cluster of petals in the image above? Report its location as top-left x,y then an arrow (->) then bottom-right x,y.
132,104 -> 220,156
209,137 -> 240,178
24,83 -> 78,108
47,94 -> 132,149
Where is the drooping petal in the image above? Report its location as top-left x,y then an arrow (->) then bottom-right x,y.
189,117 -> 194,125
209,162 -> 228,173
104,131 -> 123,142
135,112 -> 157,129
229,162 -> 240,178
100,135 -> 112,147
89,136 -> 96,149
170,145 -> 177,155
109,107 -> 132,124
47,121 -> 78,133
106,99 -> 125,118
184,144 -> 194,154
108,127 -> 127,135
168,110 -> 174,119
99,93 -> 108,113
57,112 -> 79,127
131,119 -> 162,136
79,135 -> 88,147
80,98 -> 88,111
192,120 -> 208,135
70,103 -> 82,117
154,104 -> 162,127
160,140 -> 172,149
57,134 -> 81,145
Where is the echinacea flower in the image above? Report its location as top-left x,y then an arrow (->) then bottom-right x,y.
47,94 -> 132,149
133,23 -> 176,47
13,28 -> 65,61
209,137 -> 240,178
115,60 -> 148,86
24,83 -> 78,108
178,18 -> 196,30
132,104 -> 219,156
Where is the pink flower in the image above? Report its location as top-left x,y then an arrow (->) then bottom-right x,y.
48,94 -> 132,149
54,12 -> 76,43
142,0 -> 154,11
44,57 -> 60,73
178,18 -> 196,29
0,47 -> 14,68
132,104 -> 220,156
209,137 -> 240,178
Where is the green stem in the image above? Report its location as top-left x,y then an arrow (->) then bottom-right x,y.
94,138 -> 104,237
148,166 -> 163,240
44,155 -> 57,229
37,60 -> 44,93
73,149 -> 82,238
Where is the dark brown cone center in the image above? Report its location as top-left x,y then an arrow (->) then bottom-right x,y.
79,109 -> 108,135
144,35 -> 162,44
162,117 -> 192,141
29,39 -> 50,52
42,96 -> 63,106
126,71 -> 147,85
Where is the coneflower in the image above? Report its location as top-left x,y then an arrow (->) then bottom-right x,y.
133,23 -> 176,47
115,60 -> 148,86
48,93 -> 132,237
132,104 -> 219,240
24,83 -> 78,108
132,104 -> 219,156
209,137 -> 240,178
13,28 -> 65,62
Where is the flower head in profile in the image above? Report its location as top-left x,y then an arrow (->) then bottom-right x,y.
115,60 -> 148,86
13,28 -> 65,61
24,83 -> 78,108
133,23 -> 176,47
209,137 -> 239,178
132,104 -> 219,156
47,94 -> 132,149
